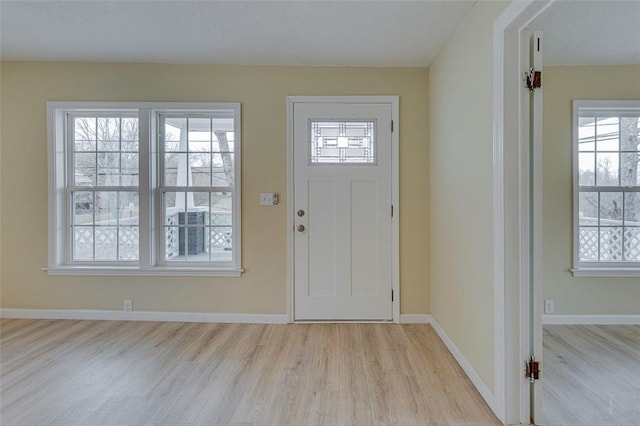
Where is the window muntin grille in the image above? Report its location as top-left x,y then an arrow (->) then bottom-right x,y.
69,115 -> 139,262
309,120 -> 376,164
577,114 -> 640,263
159,114 -> 236,263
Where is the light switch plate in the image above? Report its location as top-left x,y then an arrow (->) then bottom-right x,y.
260,193 -> 278,206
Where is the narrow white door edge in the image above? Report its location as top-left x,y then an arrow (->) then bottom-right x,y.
286,96 -> 400,324
493,1 -> 554,424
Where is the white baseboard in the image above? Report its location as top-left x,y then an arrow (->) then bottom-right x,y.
400,313 -> 433,324
0,308 -> 289,324
429,317 -> 497,417
543,314 -> 640,325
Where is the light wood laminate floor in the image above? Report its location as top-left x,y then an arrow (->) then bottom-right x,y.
542,325 -> 640,426
0,319 -> 499,425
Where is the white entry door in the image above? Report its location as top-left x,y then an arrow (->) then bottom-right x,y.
292,99 -> 394,320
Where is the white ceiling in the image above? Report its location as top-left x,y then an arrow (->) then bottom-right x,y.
0,0 -> 475,67
532,0 -> 640,66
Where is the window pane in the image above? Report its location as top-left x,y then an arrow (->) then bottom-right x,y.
620,117 -> 639,151
596,152 -> 619,186
118,192 -> 139,225
211,192 -> 233,224
73,227 -> 93,261
213,131 -> 234,153
210,192 -> 233,262
210,227 -> 232,262
97,153 -> 120,186
164,118 -> 185,151
74,117 -> 96,144
97,117 -> 120,143
73,191 -> 93,225
121,117 -> 138,142
95,227 -> 118,260
624,192 -> 640,225
599,192 -> 623,225
189,153 -> 211,186
600,227 -> 623,261
578,117 -> 595,151
578,227 -> 598,261
578,152 -> 595,186
212,153 -> 234,186
621,153 -> 639,186
310,121 -> 376,164
164,192 -> 187,225
188,118 -> 211,152
120,153 -> 139,186
178,192 -> 209,259
212,118 -> 234,143
164,153 -> 185,187
596,117 -> 619,151
578,192 -> 598,226
164,227 -> 180,260
623,227 -> 640,261
95,191 -> 118,224
74,153 -> 96,186
119,226 -> 139,261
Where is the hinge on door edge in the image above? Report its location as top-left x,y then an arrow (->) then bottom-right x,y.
525,356 -> 540,383
391,289 -> 394,302
391,120 -> 394,133
391,205 -> 394,217
524,68 -> 542,92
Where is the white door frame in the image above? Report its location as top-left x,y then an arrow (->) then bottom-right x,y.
286,96 -> 400,323
493,1 -> 554,424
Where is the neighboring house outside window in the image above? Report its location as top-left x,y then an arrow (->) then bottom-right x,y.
47,102 -> 242,276
573,100 -> 640,277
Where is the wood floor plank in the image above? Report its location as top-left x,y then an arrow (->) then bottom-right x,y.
543,325 -> 640,426
1,319 -> 499,425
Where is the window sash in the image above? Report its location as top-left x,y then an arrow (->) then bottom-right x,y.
65,113 -> 141,265
573,100 -> 640,273
157,112 -> 237,266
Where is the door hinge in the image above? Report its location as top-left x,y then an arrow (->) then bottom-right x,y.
525,356 -> 540,383
391,120 -> 394,133
391,289 -> 394,302
524,68 -> 541,91
391,205 -> 394,217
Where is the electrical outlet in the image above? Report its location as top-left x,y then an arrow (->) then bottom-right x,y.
544,299 -> 555,314
123,299 -> 132,312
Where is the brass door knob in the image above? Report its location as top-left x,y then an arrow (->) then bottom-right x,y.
297,224 -> 305,232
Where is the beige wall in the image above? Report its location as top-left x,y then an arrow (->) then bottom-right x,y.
543,65 -> 640,315
429,1 -> 509,393
0,62 -> 429,315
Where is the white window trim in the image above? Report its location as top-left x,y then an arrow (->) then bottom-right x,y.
46,101 -> 243,277
572,100 -> 640,277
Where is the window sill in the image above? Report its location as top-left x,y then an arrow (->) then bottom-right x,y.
43,266 -> 244,277
570,267 -> 640,278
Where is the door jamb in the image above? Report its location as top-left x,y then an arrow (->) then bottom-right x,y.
493,2 -> 554,424
286,96 -> 400,324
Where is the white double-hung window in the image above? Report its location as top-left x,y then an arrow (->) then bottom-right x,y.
47,102 -> 242,276
573,100 -> 640,276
